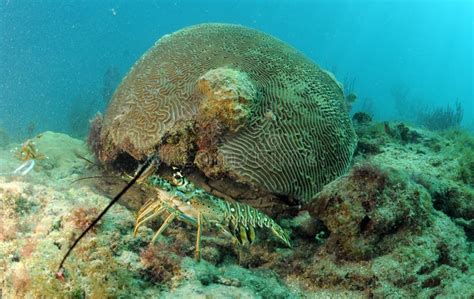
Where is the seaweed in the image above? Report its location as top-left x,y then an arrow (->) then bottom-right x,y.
139,244 -> 181,285
417,101 -> 463,131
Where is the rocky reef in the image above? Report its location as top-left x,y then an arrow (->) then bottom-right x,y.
0,119 -> 472,297
93,23 -> 357,207
0,132 -> 302,298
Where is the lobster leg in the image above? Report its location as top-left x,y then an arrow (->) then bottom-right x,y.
248,226 -> 255,244
151,212 -> 177,243
239,225 -> 249,245
133,206 -> 166,236
195,212 -> 203,261
136,200 -> 163,223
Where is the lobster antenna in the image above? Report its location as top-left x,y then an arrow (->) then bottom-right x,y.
73,151 -> 98,167
57,156 -> 154,273
70,175 -> 118,184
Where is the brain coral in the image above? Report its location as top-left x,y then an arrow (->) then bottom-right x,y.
95,23 -> 357,203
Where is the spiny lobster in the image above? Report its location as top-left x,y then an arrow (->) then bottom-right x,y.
134,171 -> 291,261
57,157 -> 290,278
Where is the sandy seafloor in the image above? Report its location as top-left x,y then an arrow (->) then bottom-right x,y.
0,121 -> 473,298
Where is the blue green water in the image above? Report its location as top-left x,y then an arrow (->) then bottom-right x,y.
0,0 -> 472,138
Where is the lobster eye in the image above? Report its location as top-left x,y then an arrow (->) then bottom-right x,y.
172,171 -> 185,186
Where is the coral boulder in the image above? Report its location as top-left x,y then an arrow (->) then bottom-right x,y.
93,23 -> 357,203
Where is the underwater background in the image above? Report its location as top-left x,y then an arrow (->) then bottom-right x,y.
0,0 -> 473,139
1,1 -> 473,298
